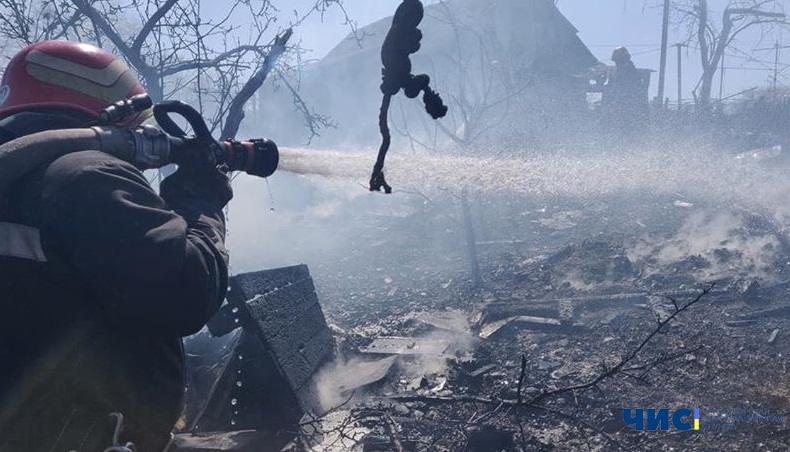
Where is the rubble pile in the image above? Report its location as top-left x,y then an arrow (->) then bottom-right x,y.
301,193 -> 790,451
177,188 -> 790,451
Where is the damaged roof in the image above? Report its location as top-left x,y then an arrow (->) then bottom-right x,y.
318,0 -> 599,77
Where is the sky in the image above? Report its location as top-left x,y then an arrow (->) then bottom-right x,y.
282,0 -> 790,102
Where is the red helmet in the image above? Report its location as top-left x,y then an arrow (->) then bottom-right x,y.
0,40 -> 146,121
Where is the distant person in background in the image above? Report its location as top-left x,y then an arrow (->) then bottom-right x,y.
603,46 -> 648,137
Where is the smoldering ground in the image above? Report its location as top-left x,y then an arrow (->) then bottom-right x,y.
312,327 -> 475,412
216,142 -> 790,438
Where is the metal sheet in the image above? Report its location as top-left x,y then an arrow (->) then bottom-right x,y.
413,310 -> 470,334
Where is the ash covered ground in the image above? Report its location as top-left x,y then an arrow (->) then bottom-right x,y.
226,144 -> 790,451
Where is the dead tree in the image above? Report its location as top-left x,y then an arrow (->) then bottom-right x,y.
0,0 -> 356,140
673,0 -> 787,113
72,0 -> 284,138
0,0 -> 86,45
433,2 -> 524,151
390,0 -> 528,153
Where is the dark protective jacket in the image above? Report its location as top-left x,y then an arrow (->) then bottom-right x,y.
603,59 -> 648,133
0,113 -> 229,451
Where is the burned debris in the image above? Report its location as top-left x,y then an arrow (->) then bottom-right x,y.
167,186 -> 790,451
2,0 -> 789,450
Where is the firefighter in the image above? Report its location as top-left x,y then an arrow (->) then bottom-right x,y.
603,46 -> 648,134
0,41 -> 232,451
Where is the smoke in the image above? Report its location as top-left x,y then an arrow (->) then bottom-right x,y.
312,356 -> 396,411
311,328 -> 474,411
217,135 -> 790,450
629,210 -> 784,282
228,142 -> 790,296
225,170 -> 416,272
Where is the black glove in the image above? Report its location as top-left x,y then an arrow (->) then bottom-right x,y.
160,140 -> 233,210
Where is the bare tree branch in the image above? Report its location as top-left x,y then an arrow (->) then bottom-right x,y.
528,284 -> 713,404
221,28 -> 292,139
1,0 -> 354,149
70,0 -> 136,65
130,0 -> 178,57
275,68 -> 337,146
674,0 -> 788,112
161,44 -> 265,76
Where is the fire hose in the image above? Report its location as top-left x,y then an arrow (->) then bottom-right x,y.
0,94 -> 279,195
